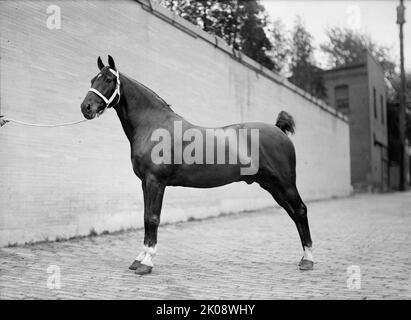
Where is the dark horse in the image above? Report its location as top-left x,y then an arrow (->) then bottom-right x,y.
81,56 -> 314,275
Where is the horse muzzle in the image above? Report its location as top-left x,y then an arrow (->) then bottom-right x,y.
81,102 -> 96,119
81,98 -> 105,120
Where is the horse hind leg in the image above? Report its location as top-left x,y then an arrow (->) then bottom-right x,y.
260,180 -> 314,270
291,198 -> 314,270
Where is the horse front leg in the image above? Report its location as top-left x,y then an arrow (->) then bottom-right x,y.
129,174 -> 165,275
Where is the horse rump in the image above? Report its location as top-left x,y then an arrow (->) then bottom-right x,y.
275,111 -> 295,135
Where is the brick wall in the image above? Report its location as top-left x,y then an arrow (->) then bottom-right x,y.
0,0 -> 351,246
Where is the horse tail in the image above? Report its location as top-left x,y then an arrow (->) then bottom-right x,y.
275,111 -> 295,135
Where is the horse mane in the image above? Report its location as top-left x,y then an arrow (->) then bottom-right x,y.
122,73 -> 174,112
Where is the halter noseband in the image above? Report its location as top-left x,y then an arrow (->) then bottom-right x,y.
88,68 -> 120,109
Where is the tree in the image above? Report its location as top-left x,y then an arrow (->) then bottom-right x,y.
236,0 -> 274,70
160,0 -> 274,70
267,18 -> 291,73
288,17 -> 326,99
320,27 -> 397,80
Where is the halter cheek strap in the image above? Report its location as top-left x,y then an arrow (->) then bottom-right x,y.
88,68 -> 120,108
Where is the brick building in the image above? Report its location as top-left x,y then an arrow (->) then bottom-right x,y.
323,52 -> 389,191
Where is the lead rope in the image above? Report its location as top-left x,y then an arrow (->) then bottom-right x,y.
1,69 -> 120,128
0,116 -> 88,128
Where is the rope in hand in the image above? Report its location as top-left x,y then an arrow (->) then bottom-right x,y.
0,115 -> 88,128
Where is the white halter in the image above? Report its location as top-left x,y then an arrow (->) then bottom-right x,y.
88,68 -> 120,108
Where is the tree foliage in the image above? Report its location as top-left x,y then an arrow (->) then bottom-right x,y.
161,0 -> 274,70
320,27 -> 397,80
288,17 -> 326,99
238,0 -> 274,70
267,19 -> 290,73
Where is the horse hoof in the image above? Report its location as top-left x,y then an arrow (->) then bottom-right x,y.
128,260 -> 142,270
299,258 -> 314,271
135,264 -> 153,275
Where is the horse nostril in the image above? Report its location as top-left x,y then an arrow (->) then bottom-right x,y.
86,104 -> 91,111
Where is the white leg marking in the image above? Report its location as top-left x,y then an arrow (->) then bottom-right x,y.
304,246 -> 314,262
135,245 -> 149,261
140,245 -> 157,267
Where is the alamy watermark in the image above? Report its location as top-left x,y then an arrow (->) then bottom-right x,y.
346,4 -> 361,30
46,5 -> 61,30
346,265 -> 361,290
150,121 -> 260,175
46,265 -> 61,289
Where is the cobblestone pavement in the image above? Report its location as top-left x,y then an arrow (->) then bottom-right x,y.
1,191 -> 410,300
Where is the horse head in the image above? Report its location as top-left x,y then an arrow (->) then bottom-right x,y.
81,55 -> 120,119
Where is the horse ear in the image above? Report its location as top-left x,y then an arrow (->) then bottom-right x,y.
108,55 -> 116,70
97,56 -> 104,70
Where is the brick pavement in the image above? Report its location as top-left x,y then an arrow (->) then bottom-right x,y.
1,191 -> 410,300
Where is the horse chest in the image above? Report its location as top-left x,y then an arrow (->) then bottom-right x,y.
131,150 -> 170,181
131,153 -> 146,179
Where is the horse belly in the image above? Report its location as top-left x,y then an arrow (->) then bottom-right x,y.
168,164 -> 243,188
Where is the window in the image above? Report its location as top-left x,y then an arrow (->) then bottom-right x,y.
335,85 -> 349,113
380,94 -> 384,124
373,87 -> 377,119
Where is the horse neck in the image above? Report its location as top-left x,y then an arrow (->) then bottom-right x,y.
113,74 -> 177,144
